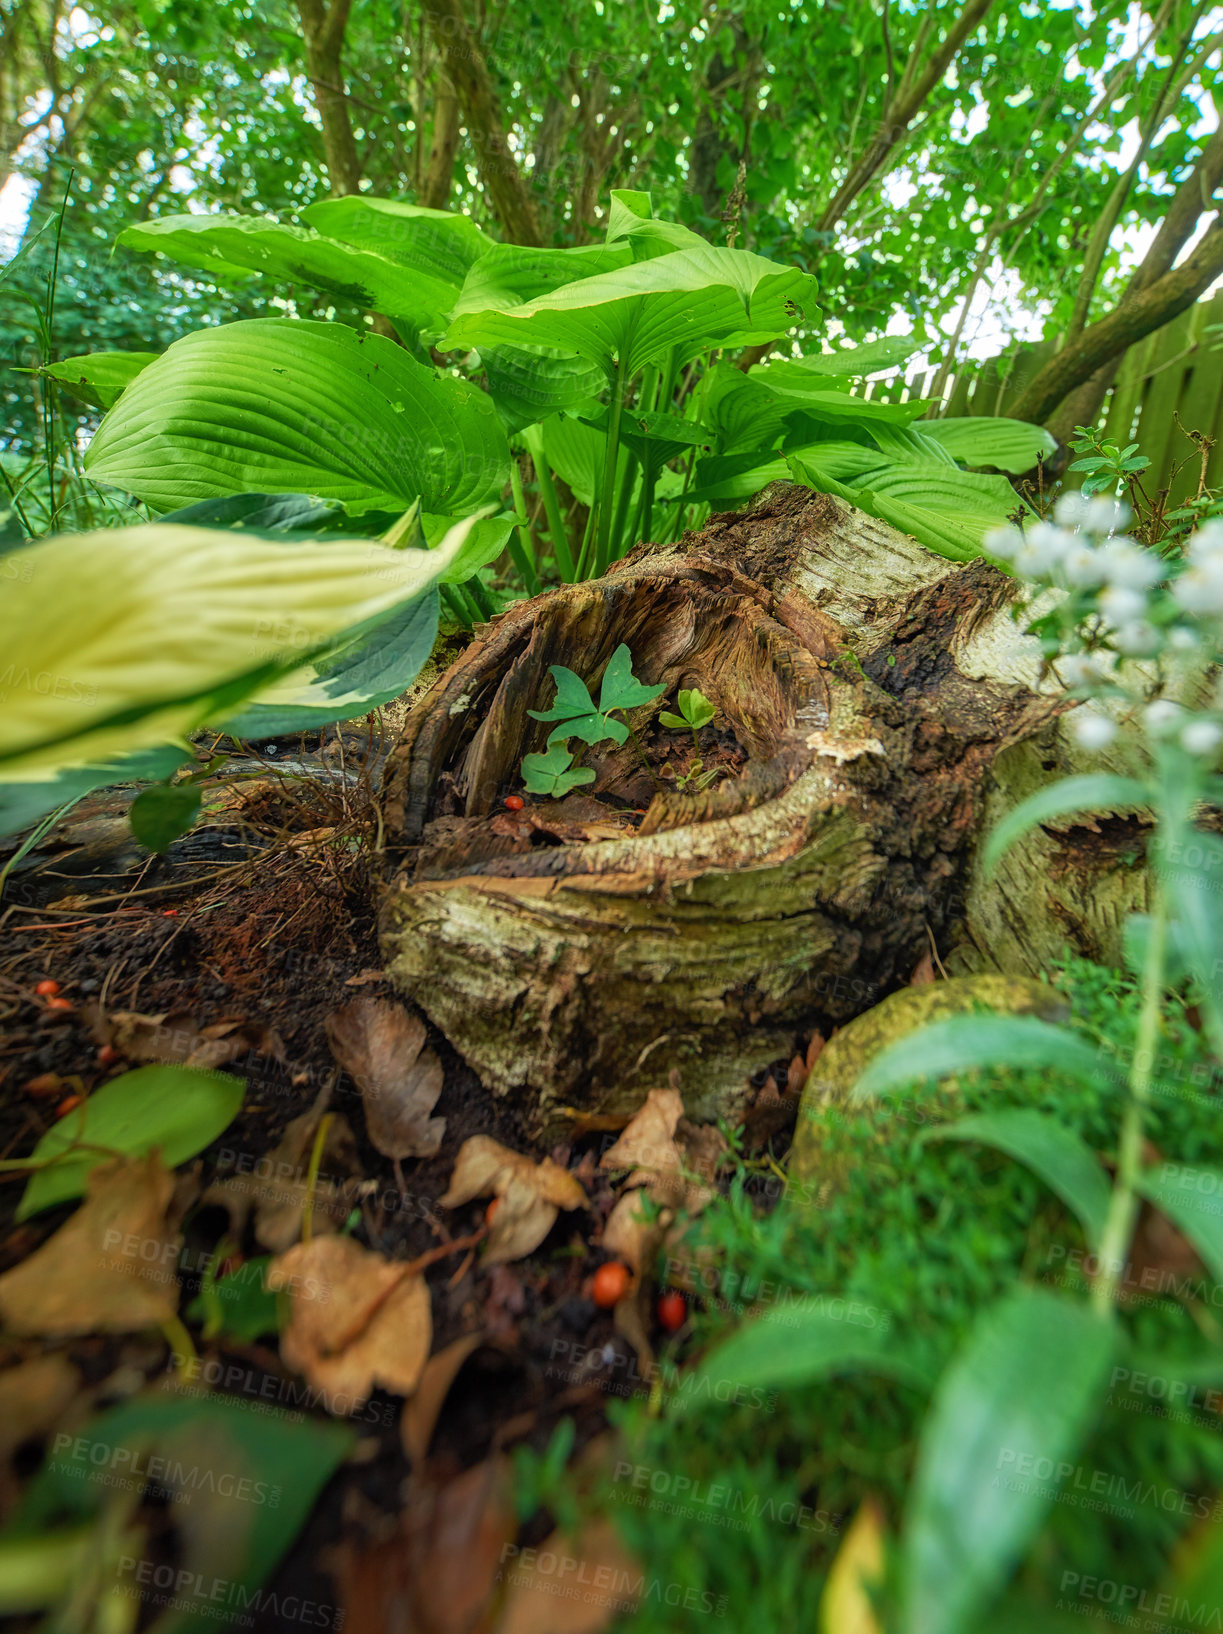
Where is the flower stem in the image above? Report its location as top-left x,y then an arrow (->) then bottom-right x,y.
1092,896 -> 1165,1314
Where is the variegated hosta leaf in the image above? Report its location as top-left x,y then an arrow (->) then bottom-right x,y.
0,517 -> 473,778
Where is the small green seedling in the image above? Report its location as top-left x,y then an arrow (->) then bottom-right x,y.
660,687 -> 716,749
520,742 -> 596,798
528,643 -> 665,748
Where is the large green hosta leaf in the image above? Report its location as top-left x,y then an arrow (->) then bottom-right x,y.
0,518 -> 471,778
117,214 -> 466,334
789,452 -> 1027,561
918,416 -> 1056,474
451,242 -> 629,430
445,245 -> 817,380
84,319 -> 510,518
217,585 -> 440,739
38,349 -> 158,410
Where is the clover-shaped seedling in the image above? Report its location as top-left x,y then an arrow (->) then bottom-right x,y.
660,687 -> 716,747
528,643 -> 665,748
520,743 -> 596,798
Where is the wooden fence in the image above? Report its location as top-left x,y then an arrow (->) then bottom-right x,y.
861,288 -> 1223,504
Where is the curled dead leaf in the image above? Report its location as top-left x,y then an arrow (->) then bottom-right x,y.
202,1083 -> 361,1252
84,1004 -> 285,1070
325,997 -> 445,1161
400,1332 -> 484,1468
0,1156 -> 180,1338
267,1235 -> 432,1411
441,1136 -> 587,1266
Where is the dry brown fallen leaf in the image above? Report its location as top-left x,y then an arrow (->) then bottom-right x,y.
326,997 -> 445,1162
601,1090 -> 724,1213
493,1518 -> 641,1634
334,1454 -> 516,1634
600,1088 -> 683,1186
0,1352 -> 80,1461
441,1136 -> 587,1266
0,1352 -> 81,1519
83,1004 -> 284,1070
0,1156 -> 180,1338
267,1235 -> 432,1410
202,1083 -> 362,1252
401,1331 -> 484,1468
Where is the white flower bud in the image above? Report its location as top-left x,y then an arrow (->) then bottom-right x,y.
1112,621 -> 1161,656
1061,545 -> 1105,588
1097,539 -> 1162,590
1098,585 -> 1148,625
1072,708 -> 1118,749
1143,700 -> 1182,735
1181,720 -> 1223,757
984,525 -> 1024,562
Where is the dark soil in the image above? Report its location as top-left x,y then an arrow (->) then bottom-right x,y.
0,731 -> 798,1629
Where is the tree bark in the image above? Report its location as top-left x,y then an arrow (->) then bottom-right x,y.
296,0 -> 364,197
420,68 -> 460,209
416,0 -> 543,245
376,484 -> 1149,1127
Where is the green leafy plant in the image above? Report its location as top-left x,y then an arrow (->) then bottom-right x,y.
518,644 -> 665,799
15,1064 -> 245,1219
520,742 -> 596,798
659,685 -> 724,790
659,686 -> 716,745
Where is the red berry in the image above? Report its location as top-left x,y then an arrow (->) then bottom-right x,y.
162,909 -> 179,917
55,1095 -> 84,1118
657,1291 -> 686,1332
97,1044 -> 120,1067
485,1198 -> 500,1223
504,795 -> 525,811
592,1261 -> 630,1308
34,979 -> 60,997
44,996 -> 73,1012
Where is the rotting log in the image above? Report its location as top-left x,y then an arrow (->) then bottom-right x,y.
376,482 -> 1147,1126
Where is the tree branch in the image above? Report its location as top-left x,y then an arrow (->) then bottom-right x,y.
1006,219 -> 1223,427
816,0 -> 996,233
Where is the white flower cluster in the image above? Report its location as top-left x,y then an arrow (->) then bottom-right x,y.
986,496 -> 1167,656
1171,520 -> 1223,618
985,499 -> 1222,761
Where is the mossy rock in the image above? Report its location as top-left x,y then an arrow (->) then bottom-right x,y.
789,975 -> 1070,1187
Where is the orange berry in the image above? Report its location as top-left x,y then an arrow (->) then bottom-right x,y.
656,1291 -> 686,1332
592,1261 -> 630,1308
44,996 -> 73,1012
23,1073 -> 62,1099
485,1199 -> 500,1223
504,795 -> 525,811
55,1095 -> 84,1118
34,979 -> 60,997
97,1044 -> 120,1067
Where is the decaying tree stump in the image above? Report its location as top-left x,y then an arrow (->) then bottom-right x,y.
377,483 -> 1148,1125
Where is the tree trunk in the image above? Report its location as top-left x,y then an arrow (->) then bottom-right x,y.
416,0 -> 543,246
376,485 -> 1157,1127
420,69 -> 460,210
297,0 -> 364,197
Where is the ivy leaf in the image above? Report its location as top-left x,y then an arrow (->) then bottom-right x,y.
598,642 -> 666,714
520,743 -> 596,798
527,664 -> 598,725
128,781 -> 202,854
